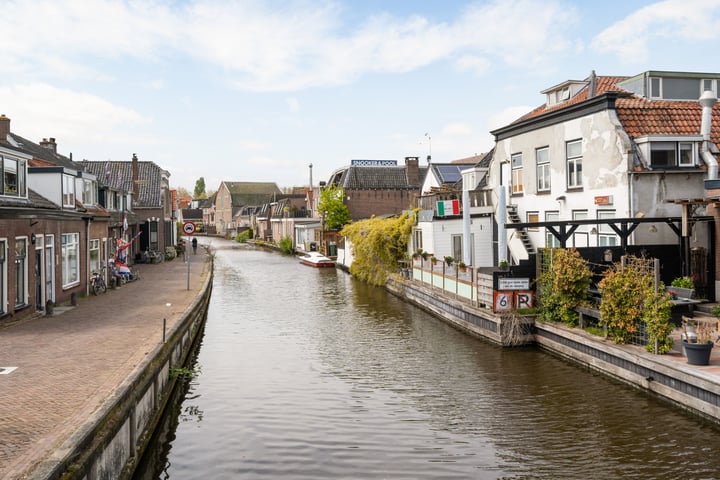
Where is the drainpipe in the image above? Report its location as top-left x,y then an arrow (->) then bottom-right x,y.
498,187 -> 507,265
700,90 -> 718,180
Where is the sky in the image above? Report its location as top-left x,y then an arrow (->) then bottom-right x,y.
1,0 -> 720,193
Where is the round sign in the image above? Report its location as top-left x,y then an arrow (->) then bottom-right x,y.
183,221 -> 196,234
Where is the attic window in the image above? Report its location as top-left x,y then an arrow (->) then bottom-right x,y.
558,87 -> 570,101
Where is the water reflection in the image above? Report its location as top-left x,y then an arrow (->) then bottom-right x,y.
136,241 -> 720,479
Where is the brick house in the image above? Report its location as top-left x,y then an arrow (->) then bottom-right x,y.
214,181 -> 282,236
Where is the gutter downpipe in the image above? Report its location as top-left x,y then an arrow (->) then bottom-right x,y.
498,187 -> 507,265
700,90 -> 718,181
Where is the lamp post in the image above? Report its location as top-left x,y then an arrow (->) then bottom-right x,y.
425,132 -> 432,162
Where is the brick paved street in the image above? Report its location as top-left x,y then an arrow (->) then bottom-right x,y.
0,252 -> 211,479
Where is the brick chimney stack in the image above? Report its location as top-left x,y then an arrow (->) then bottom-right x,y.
132,153 -> 139,202
0,115 -> 10,143
39,137 -> 58,154
405,156 -> 420,186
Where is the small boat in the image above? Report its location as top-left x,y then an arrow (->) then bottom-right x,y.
299,251 -> 335,268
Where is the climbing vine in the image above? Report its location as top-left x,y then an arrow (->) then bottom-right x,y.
341,210 -> 418,286
537,248 -> 592,326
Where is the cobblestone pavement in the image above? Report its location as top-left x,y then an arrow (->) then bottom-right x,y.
0,252 -> 211,479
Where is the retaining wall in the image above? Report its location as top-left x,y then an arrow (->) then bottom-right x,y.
388,278 -> 720,425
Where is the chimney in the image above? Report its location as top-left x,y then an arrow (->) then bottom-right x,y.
405,156 -> 420,186
588,70 -> 597,98
39,137 -> 58,154
132,153 -> 139,200
0,114 -> 10,143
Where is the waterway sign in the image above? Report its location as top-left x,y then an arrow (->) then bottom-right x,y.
183,221 -> 196,235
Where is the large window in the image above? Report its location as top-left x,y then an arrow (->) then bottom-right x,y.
511,153 -> 523,194
650,141 -> 695,168
61,233 -> 80,287
536,147 -> 550,192
545,211 -> 560,247
412,228 -> 423,252
63,174 -> 76,208
0,240 -> 6,314
566,140 -> 582,189
14,238 -> 27,307
1,155 -> 26,197
597,210 -> 618,246
149,221 -> 159,250
572,210 -> 589,247
81,179 -> 97,205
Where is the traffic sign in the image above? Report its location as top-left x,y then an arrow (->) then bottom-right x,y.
183,221 -> 196,235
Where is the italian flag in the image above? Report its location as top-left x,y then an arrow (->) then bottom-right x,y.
437,199 -> 460,216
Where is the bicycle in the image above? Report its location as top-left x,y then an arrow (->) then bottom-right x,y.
90,267 -> 107,295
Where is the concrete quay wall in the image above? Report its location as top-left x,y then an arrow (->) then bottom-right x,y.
387,279 -> 720,425
30,271 -> 213,480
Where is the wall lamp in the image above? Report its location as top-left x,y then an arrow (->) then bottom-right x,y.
555,195 -> 566,202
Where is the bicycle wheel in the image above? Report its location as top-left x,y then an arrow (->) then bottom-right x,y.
92,279 -> 102,296
99,280 -> 107,294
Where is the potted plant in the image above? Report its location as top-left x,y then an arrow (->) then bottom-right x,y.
457,261 -> 467,272
421,251 -> 429,261
430,255 -> 438,265
683,318 -> 714,365
499,259 -> 509,271
669,276 -> 695,300
444,255 -> 454,266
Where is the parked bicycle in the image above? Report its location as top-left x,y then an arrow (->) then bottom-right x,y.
90,267 -> 107,295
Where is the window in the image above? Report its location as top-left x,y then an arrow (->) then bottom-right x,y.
1,155 -> 26,197
536,147 -> 550,192
15,238 -> 27,307
545,211 -> 560,247
597,210 -> 618,246
511,153 -> 523,194
527,211 -> 539,232
452,235 -> 463,261
650,77 -> 661,98
650,141 -> 696,168
82,179 -> 97,205
89,239 -> 100,274
61,233 -> 80,287
0,239 -> 6,314
63,174 -> 75,208
572,210 -> 588,247
412,228 -> 423,252
149,221 -> 159,250
566,140 -> 582,189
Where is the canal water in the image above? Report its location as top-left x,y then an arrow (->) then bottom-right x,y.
135,239 -> 720,479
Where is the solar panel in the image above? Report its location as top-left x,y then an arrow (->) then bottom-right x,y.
436,165 -> 462,183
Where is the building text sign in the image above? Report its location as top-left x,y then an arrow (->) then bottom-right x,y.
498,278 -> 530,290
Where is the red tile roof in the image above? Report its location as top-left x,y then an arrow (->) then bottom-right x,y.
512,74 -> 720,147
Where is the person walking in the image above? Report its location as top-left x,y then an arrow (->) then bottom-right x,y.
191,237 -> 198,254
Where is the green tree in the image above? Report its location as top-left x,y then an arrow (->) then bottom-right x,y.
318,185 -> 350,230
341,210 -> 417,286
194,177 -> 207,199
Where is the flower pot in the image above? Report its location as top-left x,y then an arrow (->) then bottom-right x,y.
683,340 -> 713,366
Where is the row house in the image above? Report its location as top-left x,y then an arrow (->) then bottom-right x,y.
214,181 -> 281,236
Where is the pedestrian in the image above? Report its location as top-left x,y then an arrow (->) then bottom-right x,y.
192,237 -> 198,254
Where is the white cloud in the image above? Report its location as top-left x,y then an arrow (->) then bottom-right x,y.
590,0 -> 720,62
287,97 -> 301,113
0,0 -> 582,91
0,83 -> 149,156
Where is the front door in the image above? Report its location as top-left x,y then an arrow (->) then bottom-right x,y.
45,235 -> 55,305
35,235 -> 44,311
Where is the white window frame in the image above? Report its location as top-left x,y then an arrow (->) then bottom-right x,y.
63,174 -> 76,208
412,228 -> 423,252
572,210 -> 589,247
527,211 -> 539,232
597,210 -> 618,246
545,211 -> 560,248
536,147 -> 550,192
1,155 -> 27,198
89,239 -> 100,274
61,233 -> 80,288
650,77 -> 662,99
511,153 -> 523,194
14,237 -> 28,308
566,140 -> 582,189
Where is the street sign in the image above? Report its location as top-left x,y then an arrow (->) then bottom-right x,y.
183,221 -> 196,235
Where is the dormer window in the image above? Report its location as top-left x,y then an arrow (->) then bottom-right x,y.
1,155 -> 26,197
542,80 -> 585,106
650,141 -> 696,168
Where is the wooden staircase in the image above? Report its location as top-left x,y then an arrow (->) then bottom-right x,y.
506,205 -> 536,256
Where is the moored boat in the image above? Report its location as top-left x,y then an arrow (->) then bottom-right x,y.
299,251 -> 335,268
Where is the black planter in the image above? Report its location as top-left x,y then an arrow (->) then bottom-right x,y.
683,341 -> 714,366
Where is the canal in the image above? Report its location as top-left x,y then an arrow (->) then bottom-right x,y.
135,239 -> 720,479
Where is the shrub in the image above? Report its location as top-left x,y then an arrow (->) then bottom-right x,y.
537,248 -> 592,326
279,236 -> 294,255
671,276 -> 694,289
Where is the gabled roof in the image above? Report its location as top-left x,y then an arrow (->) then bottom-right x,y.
221,181 -> 282,207
329,164 -> 426,190
497,72 -> 720,150
81,160 -> 165,208
181,208 -> 203,220
6,133 -> 79,170
0,188 -> 60,210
